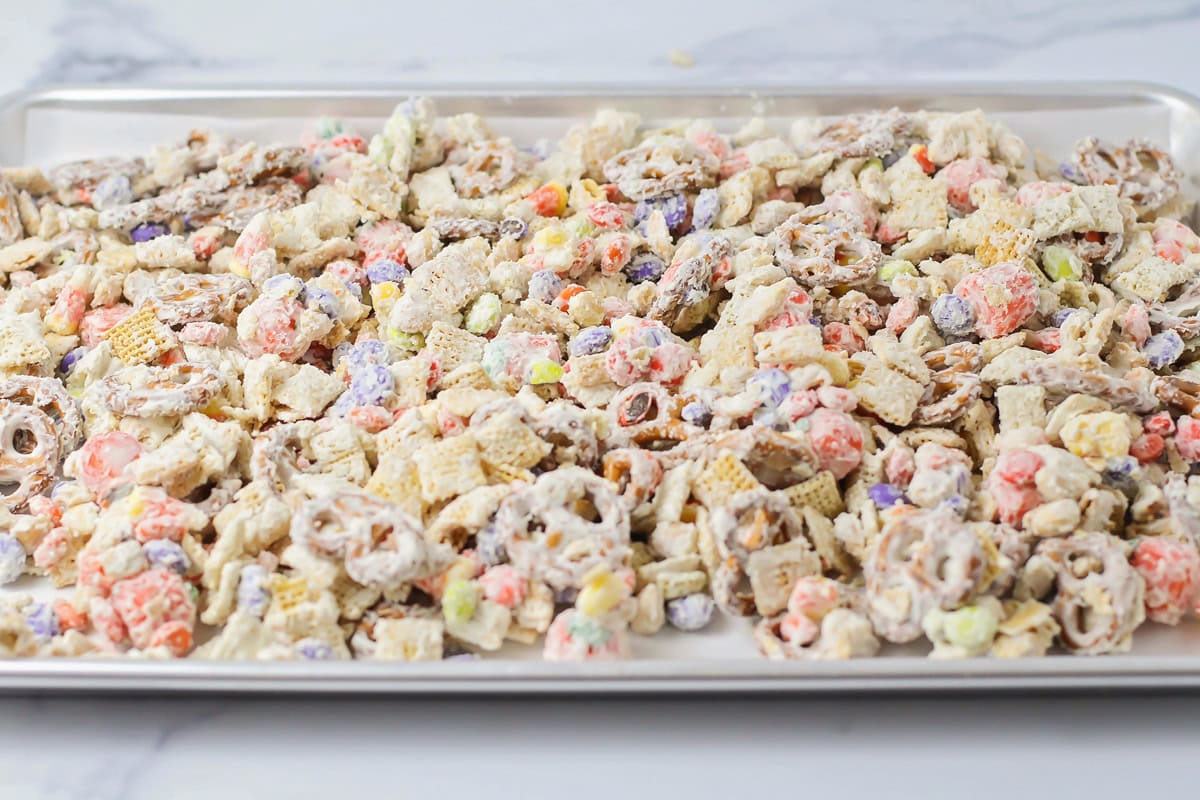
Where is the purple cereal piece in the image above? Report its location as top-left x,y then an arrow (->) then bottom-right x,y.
680,400 -> 712,427
0,534 -> 25,585
340,339 -> 392,372
1144,330 -> 1185,370
1051,308 -> 1080,327
868,483 -> 907,508
304,286 -> 341,319
691,188 -> 720,231
624,253 -> 665,283
666,593 -> 715,632
499,217 -> 528,239
528,269 -> 564,304
931,293 -> 975,337
23,602 -> 58,640
143,539 -> 189,574
92,174 -> 133,211
635,192 -> 688,229
571,326 -> 613,357
348,363 -> 394,406
59,346 -> 87,374
263,274 -> 306,298
475,524 -> 507,566
748,368 -> 792,408
237,564 -> 269,618
130,222 -> 170,242
366,258 -> 410,285
296,638 -> 334,660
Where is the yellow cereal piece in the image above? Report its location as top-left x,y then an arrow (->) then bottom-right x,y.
533,224 -> 569,250
693,452 -> 763,510
103,304 -> 176,365
783,470 -> 844,519
485,461 -> 535,485
1060,411 -> 1132,462
577,566 -> 627,617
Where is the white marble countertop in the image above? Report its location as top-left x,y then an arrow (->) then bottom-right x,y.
4,1 -> 1200,798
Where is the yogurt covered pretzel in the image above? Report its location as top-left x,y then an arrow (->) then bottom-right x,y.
4,100 -> 1200,664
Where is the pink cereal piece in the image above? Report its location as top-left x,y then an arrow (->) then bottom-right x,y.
32,527 -> 69,571
436,406 -> 466,437
886,296 -> 919,334
1174,416 -> 1200,461
109,568 -> 196,651
953,261 -> 1038,338
816,386 -> 858,413
89,596 -> 128,646
80,304 -> 134,347
1015,181 -> 1071,208
27,495 -> 62,526
719,151 -> 750,180
356,219 -> 412,266
602,297 -> 635,321
766,186 -> 796,203
807,408 -> 864,479
1132,536 -> 1200,625
599,234 -> 632,275
1122,304 -> 1151,347
763,289 -> 814,331
46,285 -> 87,332
1144,411 -> 1175,436
778,390 -> 819,422
884,447 -> 916,486
232,216 -> 271,266
325,258 -> 368,288
779,612 -> 820,646
478,564 -> 527,608
939,157 -> 1005,212
132,491 -> 193,543
76,431 -> 143,497
190,230 -> 221,260
1026,328 -> 1061,354
77,548 -> 115,596
692,131 -> 730,161
178,321 -> 227,346
239,296 -> 306,361
989,479 -> 1041,527
586,202 -> 627,231
993,449 -> 1044,487
345,405 -> 393,433
1152,218 -> 1200,252
822,322 -> 865,354
787,575 -> 840,619
824,189 -> 879,234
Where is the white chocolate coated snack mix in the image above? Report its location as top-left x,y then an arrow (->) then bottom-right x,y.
1,100 -> 1200,663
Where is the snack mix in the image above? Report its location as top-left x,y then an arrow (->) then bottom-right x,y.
0,99 -> 1198,664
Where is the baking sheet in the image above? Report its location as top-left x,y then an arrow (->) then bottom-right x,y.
3,83 -> 1200,693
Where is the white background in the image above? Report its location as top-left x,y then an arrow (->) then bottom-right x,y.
4,1 -> 1200,797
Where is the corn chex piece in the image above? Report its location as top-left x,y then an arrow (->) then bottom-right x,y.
849,355 -> 924,426
438,361 -> 495,392
693,452 -> 763,510
485,461 -> 535,485
269,576 -> 310,613
974,220 -> 1035,267
745,539 -> 822,617
103,304 -> 177,365
373,618 -> 444,661
365,456 -> 424,521
784,470 -> 844,519
412,434 -> 487,504
473,412 -> 551,470
425,321 -> 486,379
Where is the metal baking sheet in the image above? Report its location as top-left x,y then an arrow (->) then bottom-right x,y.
3,82 -> 1200,694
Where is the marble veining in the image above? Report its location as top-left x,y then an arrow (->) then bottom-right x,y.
3,2 -> 1200,798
